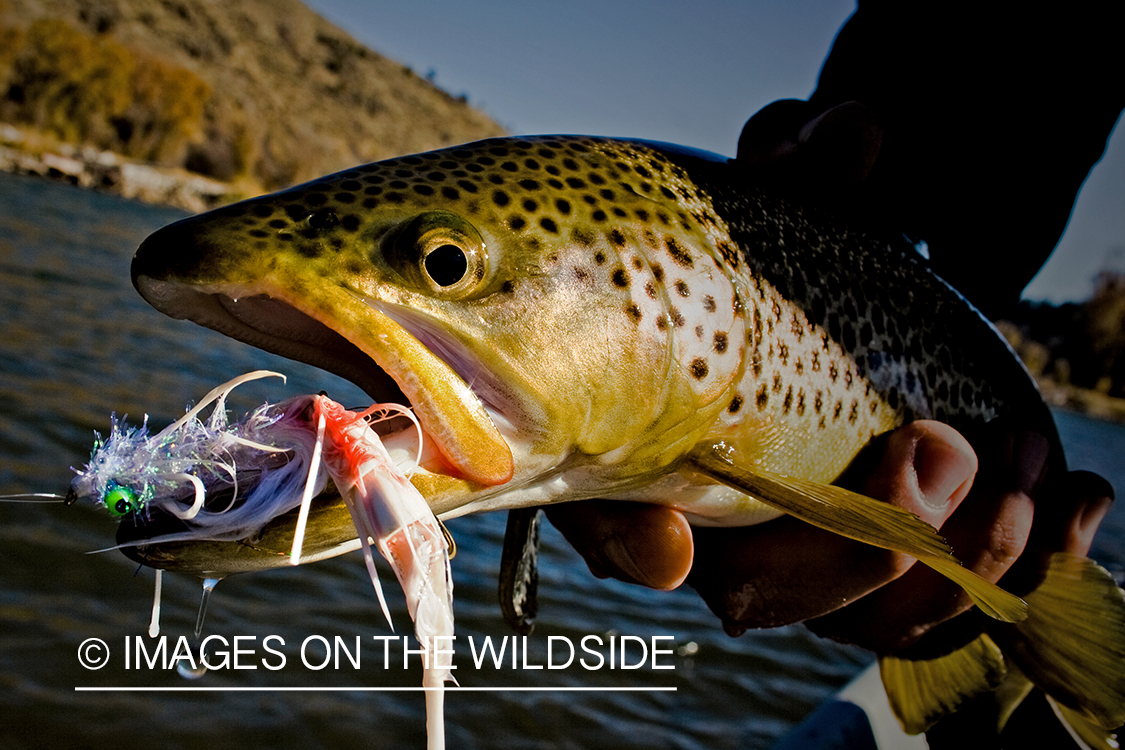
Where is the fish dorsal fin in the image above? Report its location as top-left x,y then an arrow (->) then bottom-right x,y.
686,443 -> 1028,623
878,632 -> 1007,734
988,552 -> 1125,731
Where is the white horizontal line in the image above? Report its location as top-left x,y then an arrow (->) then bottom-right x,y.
75,686 -> 677,693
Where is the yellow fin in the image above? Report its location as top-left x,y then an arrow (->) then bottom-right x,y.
989,552 -> 1125,730
687,443 -> 1028,622
1048,696 -> 1121,750
879,632 -> 1006,734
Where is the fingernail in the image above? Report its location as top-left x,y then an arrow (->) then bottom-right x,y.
915,432 -> 976,510
601,534 -> 651,588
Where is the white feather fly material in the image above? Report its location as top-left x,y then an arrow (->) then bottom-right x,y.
70,371 -> 327,544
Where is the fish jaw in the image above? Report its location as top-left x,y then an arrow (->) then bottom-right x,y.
132,221 -> 514,491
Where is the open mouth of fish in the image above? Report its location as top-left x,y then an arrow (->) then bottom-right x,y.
126,272 -> 517,567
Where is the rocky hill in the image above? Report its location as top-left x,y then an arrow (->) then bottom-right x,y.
0,0 -> 504,196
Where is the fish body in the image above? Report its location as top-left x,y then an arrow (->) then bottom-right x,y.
129,136 -> 1051,532
126,136 -> 1123,738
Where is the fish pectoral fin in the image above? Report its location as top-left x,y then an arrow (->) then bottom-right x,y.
988,552 -> 1125,732
878,632 -> 1007,734
686,443 -> 1028,623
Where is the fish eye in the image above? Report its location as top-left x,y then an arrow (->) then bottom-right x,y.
389,211 -> 488,298
103,484 -> 138,518
424,244 -> 469,287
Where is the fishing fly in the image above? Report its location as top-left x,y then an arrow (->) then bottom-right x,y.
3,370 -> 456,750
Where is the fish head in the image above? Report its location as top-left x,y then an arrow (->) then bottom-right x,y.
132,136 -> 747,521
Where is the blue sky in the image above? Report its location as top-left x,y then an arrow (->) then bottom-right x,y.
305,0 -> 1123,304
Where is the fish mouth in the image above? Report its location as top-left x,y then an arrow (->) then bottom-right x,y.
130,275 -> 515,498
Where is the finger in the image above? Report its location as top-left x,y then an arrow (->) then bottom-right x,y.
544,500 -> 693,591
1026,469 -> 1114,558
688,421 -> 978,634
808,431 -> 1047,651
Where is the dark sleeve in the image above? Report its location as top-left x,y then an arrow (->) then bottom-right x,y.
808,0 -> 1123,317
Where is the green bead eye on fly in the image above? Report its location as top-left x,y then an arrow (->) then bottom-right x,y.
103,483 -> 139,518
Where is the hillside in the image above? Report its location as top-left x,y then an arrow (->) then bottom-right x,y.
0,0 -> 504,196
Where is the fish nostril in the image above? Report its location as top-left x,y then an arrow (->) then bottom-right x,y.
305,210 -> 339,230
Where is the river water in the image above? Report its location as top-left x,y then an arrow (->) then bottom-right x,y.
0,171 -> 1121,749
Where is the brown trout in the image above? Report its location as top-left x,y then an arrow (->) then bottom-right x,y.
127,136 -> 1123,738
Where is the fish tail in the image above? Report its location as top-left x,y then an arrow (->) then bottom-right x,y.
987,553 -> 1125,733
878,552 -> 1125,741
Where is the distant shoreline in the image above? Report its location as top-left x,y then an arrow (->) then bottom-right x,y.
1037,378 -> 1125,424
0,122 -> 243,212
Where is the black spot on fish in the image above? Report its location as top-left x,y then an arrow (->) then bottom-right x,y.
519,179 -> 541,191
524,159 -> 540,170
690,358 -> 708,379
609,229 -> 626,246
656,315 -> 668,331
457,180 -> 478,194
566,177 -> 586,189
268,219 -> 287,229
713,332 -> 728,353
402,156 -> 424,165
341,180 -> 362,191
644,281 -> 656,299
501,280 -> 515,294
703,296 -> 716,313
306,210 -> 339,230
413,184 -> 435,196
756,384 -> 769,410
783,386 -> 794,413
363,197 -> 377,209
563,158 -> 580,171
249,229 -> 268,238
612,207 -> 627,218
632,256 -> 643,270
659,186 -> 676,201
501,161 -> 518,172
594,251 -> 607,265
523,199 -> 538,212
671,308 -> 685,327
612,268 -> 628,288
442,187 -> 460,200
556,199 -> 571,214
389,180 -> 408,189
492,190 -> 510,207
540,218 -> 558,233
385,192 -> 406,204
626,303 -> 642,323
341,215 -> 360,232
510,216 -> 526,230
665,238 -> 693,268
589,172 -> 606,186
652,264 -> 664,283
728,394 -> 743,413
592,210 -> 607,222
674,280 -> 689,297
635,209 -> 649,221
251,204 -> 273,218
599,189 -> 616,201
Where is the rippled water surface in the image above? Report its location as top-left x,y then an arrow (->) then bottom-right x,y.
0,172 -> 1121,749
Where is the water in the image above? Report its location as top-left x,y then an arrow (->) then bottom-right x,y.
0,171 -> 1121,748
